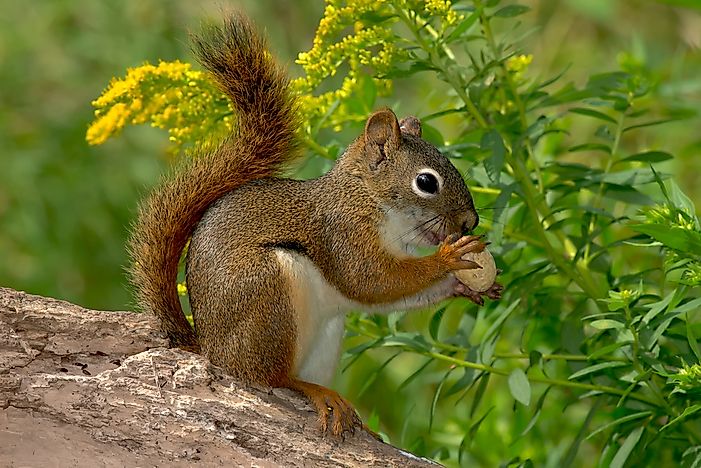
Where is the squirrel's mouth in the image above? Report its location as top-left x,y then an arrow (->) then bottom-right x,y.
422,228 -> 448,246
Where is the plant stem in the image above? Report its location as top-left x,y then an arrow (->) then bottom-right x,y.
583,112 -> 625,264
493,352 -> 625,362
347,322 -> 654,405
474,3 -> 607,301
391,4 -> 488,129
421,349 -> 657,406
302,134 -> 334,160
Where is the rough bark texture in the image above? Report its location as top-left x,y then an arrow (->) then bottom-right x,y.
0,287 -> 437,467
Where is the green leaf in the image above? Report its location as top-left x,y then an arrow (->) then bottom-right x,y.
398,358 -> 433,392
568,142 -> 612,154
421,122 -> 445,147
381,333 -> 431,352
508,368 -> 531,406
569,107 -> 617,124
568,361 -> 627,380
428,306 -> 447,341
649,163 -> 672,202
623,118 -> 677,133
586,71 -> 631,94
481,129 -> 506,184
458,433 -> 470,467
345,338 -> 381,356
649,315 -> 677,347
595,124 -> 614,142
610,426 -> 645,468
642,290 -> 676,325
563,401 -> 600,466
469,406 -> 495,439
494,4 -> 531,17
357,351 -> 401,398
480,335 -> 497,364
543,161 -> 602,179
602,184 -> 654,205
429,370 -> 452,432
483,299 -> 521,342
590,319 -> 624,330
660,404 -> 701,432
383,60 -> 438,79
674,297 -> 701,315
688,316 -> 701,364
670,180 -> 699,225
445,11 -> 479,42
587,341 -> 631,360
489,182 -> 516,245
586,411 -> 652,440
629,224 -> 701,254
470,373 -> 491,417
519,387 -> 551,437
445,366 -> 476,398
616,151 -> 673,165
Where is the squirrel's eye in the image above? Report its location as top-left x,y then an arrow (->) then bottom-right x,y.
415,172 -> 439,195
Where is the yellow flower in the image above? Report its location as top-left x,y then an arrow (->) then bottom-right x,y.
86,103 -> 131,146
424,0 -> 459,25
506,54 -> 533,73
87,60 -> 232,148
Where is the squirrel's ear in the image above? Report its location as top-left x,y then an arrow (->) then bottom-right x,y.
399,116 -> 422,137
365,108 -> 400,169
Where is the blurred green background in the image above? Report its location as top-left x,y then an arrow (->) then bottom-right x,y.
1,1 -> 700,463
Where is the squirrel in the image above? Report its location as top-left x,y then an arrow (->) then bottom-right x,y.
128,13 -> 502,437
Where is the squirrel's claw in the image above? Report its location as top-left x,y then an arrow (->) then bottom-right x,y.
321,394 -> 362,438
439,234 -> 487,271
484,282 -> 504,300
462,287 -> 485,306
457,280 -> 503,305
283,378 -> 362,438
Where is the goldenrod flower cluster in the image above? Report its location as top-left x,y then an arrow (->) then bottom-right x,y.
670,363 -> 701,395
643,204 -> 701,286
87,60 -> 232,147
505,54 -> 533,84
292,0 -> 462,130
422,0 -> 460,25
292,0 -> 405,129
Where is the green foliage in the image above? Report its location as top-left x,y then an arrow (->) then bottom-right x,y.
330,1 -> 701,466
82,0 -> 701,466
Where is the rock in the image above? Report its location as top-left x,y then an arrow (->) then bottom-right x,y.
0,287 -> 437,467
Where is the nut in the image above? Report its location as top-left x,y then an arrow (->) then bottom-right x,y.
455,248 -> 497,292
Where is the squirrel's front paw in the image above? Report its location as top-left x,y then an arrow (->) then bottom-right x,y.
438,234 -> 486,271
456,280 -> 504,305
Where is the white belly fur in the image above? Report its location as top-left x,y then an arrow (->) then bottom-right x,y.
273,208 -> 447,386
274,249 -> 358,386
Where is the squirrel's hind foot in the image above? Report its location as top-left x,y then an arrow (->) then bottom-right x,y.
281,378 -> 363,438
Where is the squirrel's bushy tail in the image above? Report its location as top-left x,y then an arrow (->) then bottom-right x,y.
128,14 -> 300,348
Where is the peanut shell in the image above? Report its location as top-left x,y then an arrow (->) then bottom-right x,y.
455,248 -> 497,292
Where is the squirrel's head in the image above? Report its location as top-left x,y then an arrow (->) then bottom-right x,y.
349,108 -> 478,250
